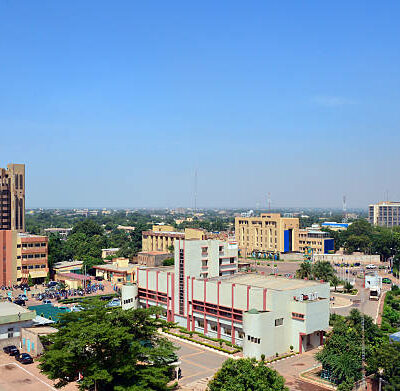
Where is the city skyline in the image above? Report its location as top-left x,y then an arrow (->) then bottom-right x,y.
1,1 -> 400,209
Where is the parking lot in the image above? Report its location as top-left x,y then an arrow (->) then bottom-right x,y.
0,353 -> 77,391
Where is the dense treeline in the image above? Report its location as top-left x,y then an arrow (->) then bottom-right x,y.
323,219 -> 400,262
48,219 -> 150,271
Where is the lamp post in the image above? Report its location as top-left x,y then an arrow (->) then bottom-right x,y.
378,368 -> 384,391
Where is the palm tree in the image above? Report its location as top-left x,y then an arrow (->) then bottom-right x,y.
296,262 -> 313,279
312,261 -> 335,282
330,275 -> 341,292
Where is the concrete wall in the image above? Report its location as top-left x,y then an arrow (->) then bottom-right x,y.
314,254 -> 381,264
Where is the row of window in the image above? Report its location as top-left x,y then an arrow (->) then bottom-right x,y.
18,254 -> 47,259
17,265 -> 47,270
17,243 -> 46,248
248,335 -> 261,344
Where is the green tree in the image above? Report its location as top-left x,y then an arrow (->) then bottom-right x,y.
208,358 -> 288,391
343,281 -> 353,293
27,274 -> 33,287
39,301 -> 177,391
296,262 -> 313,279
312,261 -> 335,282
369,341 -> 400,391
330,275 -> 341,292
71,219 -> 104,236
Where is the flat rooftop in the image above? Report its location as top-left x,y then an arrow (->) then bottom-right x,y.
0,301 -> 32,316
224,273 -> 327,291
139,251 -> 170,255
23,326 -> 58,335
137,265 -> 174,273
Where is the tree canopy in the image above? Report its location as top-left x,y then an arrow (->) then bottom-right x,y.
296,261 -> 335,282
207,358 -> 288,391
39,300 -> 178,391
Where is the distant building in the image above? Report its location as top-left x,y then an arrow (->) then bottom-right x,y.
43,227 -> 72,239
0,163 -> 25,232
137,251 -> 171,267
369,201 -> 400,227
235,213 -> 299,255
320,222 -> 349,231
116,225 -> 135,233
298,229 -> 334,255
101,248 -> 120,259
53,260 -> 83,275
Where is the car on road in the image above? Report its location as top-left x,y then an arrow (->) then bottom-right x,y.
366,264 -> 377,270
8,347 -> 20,356
3,345 -> 17,354
43,299 -> 52,305
16,353 -> 33,364
13,299 -> 26,306
18,294 -> 28,301
382,278 -> 392,284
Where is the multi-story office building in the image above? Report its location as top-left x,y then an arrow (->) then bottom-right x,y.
122,238 -> 329,358
235,213 -> 299,255
0,164 -> 25,232
0,231 -> 48,286
298,229 -> 334,255
369,201 -> 400,227
17,233 -> 49,283
142,225 -> 224,253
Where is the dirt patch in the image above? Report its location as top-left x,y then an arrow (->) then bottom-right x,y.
292,363 -> 306,366
4,364 -> 15,370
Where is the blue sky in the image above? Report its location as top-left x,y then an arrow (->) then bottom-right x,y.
1,1 -> 399,209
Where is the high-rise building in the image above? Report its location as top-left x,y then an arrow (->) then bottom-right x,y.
369,201 -> 400,227
0,164 -> 25,232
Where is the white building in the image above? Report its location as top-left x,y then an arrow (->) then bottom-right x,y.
0,302 -> 36,347
122,239 -> 330,358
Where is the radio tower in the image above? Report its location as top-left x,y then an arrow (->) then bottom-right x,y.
194,169 -> 198,213
342,195 -> 347,223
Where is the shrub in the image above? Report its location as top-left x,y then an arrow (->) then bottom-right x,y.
290,345 -> 293,351
162,258 -> 174,266
261,354 -> 265,361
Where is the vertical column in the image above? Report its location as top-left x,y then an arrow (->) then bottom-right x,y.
192,277 -> 195,331
203,279 -> 207,334
166,272 -> 170,321
263,289 -> 267,311
186,276 -> 190,329
231,283 -> 235,345
171,273 -> 175,322
246,286 -> 251,311
146,270 -> 149,308
156,271 -> 160,305
217,281 -> 221,338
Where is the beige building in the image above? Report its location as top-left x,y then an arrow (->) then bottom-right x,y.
369,201 -> 400,227
94,258 -> 136,285
298,229 -> 334,255
101,248 -> 120,259
20,327 -> 58,356
0,163 -> 25,232
137,251 -> 171,267
235,213 -> 299,255
17,233 -> 49,283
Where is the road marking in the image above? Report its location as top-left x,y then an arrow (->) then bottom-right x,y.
180,351 -> 205,359
0,362 -> 57,390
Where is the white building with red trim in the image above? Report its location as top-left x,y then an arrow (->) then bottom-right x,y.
122,238 -> 330,359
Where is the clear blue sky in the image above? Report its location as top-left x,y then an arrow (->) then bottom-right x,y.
1,1 -> 399,209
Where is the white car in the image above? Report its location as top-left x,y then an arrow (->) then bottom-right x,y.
106,298 -> 121,308
366,264 -> 377,270
43,299 -> 52,305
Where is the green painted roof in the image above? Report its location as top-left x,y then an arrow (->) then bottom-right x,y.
28,304 -> 70,322
248,308 -> 259,314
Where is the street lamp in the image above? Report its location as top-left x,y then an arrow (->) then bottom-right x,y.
378,368 -> 384,391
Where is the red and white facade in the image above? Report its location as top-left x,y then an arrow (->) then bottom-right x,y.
124,239 -> 330,359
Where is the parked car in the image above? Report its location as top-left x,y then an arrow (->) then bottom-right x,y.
13,299 -> 26,306
70,305 -> 83,312
16,353 -> 33,364
366,264 -> 377,270
382,278 -> 392,284
8,347 -> 20,356
18,294 -> 28,301
106,298 -> 121,308
3,345 -> 17,354
48,281 -> 58,288
43,299 -> 52,305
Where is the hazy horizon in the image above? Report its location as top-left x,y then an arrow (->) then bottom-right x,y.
2,1 -> 399,209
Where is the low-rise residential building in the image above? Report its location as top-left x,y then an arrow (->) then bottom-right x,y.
101,248 -> 120,259
43,227 -> 72,239
53,260 -> 83,275
137,251 -> 172,267
122,238 -> 330,358
116,225 -> 135,233
0,302 -> 36,347
94,258 -> 136,285
54,272 -> 94,289
20,326 -> 58,356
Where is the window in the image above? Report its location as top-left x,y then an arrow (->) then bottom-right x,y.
275,318 -> 284,326
41,265 -> 46,268
292,312 -> 305,320
8,327 -> 14,338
